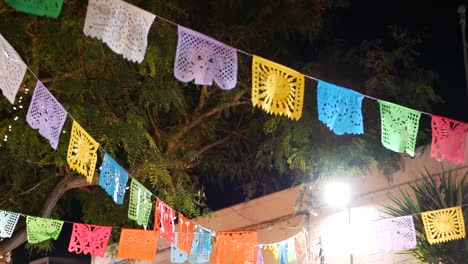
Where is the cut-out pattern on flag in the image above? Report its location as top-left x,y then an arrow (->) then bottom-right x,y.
128,178 -> 152,228
83,0 -> 156,63
0,34 -> 27,105
213,230 -> 258,264
171,232 -> 189,263
26,216 -> 64,244
378,100 -> 421,157
177,213 -> 194,254
68,223 -> 111,257
252,55 -> 305,120
257,247 -> 264,264
187,228 -> 212,264
431,115 -> 467,165
4,0 -> 64,18
154,198 -> 175,242
67,121 -> 100,183
278,241 -> 287,264
317,81 -> 364,135
374,215 -> 416,253
0,210 -> 20,238
295,231 -> 306,256
266,244 -> 279,260
118,228 -> 159,261
98,153 -> 128,205
287,237 -> 297,261
421,206 -> 466,244
26,81 -> 67,149
174,26 -> 238,90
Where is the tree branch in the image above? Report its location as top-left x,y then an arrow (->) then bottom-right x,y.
0,176 -> 95,255
165,86 -> 249,155
146,106 -> 162,142
196,133 -> 234,156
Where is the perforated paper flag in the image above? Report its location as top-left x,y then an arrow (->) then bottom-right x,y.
68,223 -> 111,257
252,55 -> 304,120
295,231 -> 306,256
187,228 -> 212,263
431,115 -> 467,165
378,100 -> 421,157
266,244 -> 279,260
278,241 -> 287,264
257,247 -> 264,264
99,153 -> 128,205
422,206 -> 466,244
287,237 -> 297,261
26,216 -> 64,244
0,34 -> 27,104
26,81 -> 67,149
154,198 -> 175,242
5,0 -> 63,18
118,228 -> 159,261
67,121 -> 100,183
177,213 -> 194,254
213,230 -> 258,264
128,178 -> 152,228
83,0 -> 156,63
174,26 -> 238,90
171,232 -> 188,263
0,210 -> 20,238
374,215 -> 416,253
317,81 -> 364,135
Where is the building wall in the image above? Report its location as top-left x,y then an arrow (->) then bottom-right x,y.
94,135 -> 468,264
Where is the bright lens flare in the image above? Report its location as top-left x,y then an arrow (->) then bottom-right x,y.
324,182 -> 351,207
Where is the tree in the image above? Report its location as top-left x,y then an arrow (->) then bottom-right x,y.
382,168 -> 468,263
0,0 -> 442,258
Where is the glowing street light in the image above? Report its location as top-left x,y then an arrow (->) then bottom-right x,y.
324,182 -> 351,208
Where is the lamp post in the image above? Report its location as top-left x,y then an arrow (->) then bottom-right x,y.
324,182 -> 353,264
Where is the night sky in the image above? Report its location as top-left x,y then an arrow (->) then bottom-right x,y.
11,0 -> 468,262
337,0 -> 468,121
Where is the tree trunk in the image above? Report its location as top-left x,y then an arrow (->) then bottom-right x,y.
0,176 -> 95,255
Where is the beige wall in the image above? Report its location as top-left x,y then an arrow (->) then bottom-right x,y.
94,136 -> 468,264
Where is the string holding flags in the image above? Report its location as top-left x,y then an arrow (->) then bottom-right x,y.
0,33 -> 27,105
83,0 -> 156,63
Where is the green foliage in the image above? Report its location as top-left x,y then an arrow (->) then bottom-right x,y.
381,168 -> 468,263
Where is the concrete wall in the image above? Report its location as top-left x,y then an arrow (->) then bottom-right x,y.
94,135 -> 468,264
